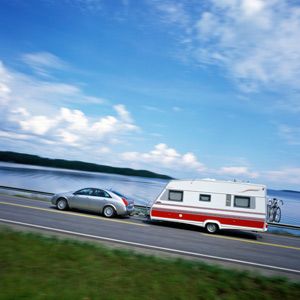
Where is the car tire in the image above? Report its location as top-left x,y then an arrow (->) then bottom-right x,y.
205,223 -> 219,234
56,198 -> 69,211
103,206 -> 116,218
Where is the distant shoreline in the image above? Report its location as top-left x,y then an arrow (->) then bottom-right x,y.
281,190 -> 300,194
0,151 -> 173,180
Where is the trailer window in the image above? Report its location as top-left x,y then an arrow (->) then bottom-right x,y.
199,194 -> 211,202
168,190 -> 183,202
234,196 -> 250,208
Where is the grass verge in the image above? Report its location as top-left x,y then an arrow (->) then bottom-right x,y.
0,227 -> 300,300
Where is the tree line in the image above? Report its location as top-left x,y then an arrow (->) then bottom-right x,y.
0,151 -> 172,180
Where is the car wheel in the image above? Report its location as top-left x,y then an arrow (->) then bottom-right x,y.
103,206 -> 116,218
56,198 -> 68,211
205,223 -> 219,234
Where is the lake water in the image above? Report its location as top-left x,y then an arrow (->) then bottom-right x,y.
0,162 -> 167,207
0,162 -> 299,227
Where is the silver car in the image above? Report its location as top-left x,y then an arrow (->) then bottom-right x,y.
51,188 -> 134,218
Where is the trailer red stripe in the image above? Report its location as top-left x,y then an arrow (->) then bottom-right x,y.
153,207 -> 265,221
153,207 -> 265,222
151,209 -> 265,229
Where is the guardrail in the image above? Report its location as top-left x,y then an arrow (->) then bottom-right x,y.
267,223 -> 300,230
0,185 -> 54,196
1,185 -> 300,230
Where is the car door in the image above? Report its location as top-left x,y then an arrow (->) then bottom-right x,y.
71,188 -> 94,210
88,189 -> 111,212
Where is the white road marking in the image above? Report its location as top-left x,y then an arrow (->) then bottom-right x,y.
0,218 -> 299,275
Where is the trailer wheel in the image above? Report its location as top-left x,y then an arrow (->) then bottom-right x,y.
205,223 -> 219,234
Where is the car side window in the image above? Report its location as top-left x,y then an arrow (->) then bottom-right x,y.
75,188 -> 93,196
93,189 -> 111,198
93,189 -> 102,197
103,191 -> 111,198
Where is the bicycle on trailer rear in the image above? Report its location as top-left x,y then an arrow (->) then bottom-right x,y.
267,198 -> 283,223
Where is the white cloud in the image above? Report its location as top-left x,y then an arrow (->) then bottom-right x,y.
91,116 -> 118,134
60,107 -> 88,131
114,104 -> 132,123
152,0 -> 300,92
0,61 -> 12,105
98,146 -> 110,154
0,130 -> 31,141
56,129 -> 79,145
122,143 -> 205,172
217,166 -> 259,179
240,0 -> 265,17
8,105 -> 138,147
0,83 -> 10,94
22,52 -> 68,76
19,115 -> 57,135
0,59 -> 106,116
153,1 -> 189,28
0,58 -> 138,154
91,105 -> 138,137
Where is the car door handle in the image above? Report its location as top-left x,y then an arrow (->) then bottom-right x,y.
156,201 -> 162,204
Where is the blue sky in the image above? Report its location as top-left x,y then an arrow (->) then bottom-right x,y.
1,0 -> 300,189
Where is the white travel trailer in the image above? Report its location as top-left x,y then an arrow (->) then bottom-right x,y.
150,179 -> 268,233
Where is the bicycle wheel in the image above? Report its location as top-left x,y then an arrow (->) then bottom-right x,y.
268,208 -> 274,222
274,207 -> 281,223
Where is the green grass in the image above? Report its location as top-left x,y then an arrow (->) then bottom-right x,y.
0,228 -> 299,300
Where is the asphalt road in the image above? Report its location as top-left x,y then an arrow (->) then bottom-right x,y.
1,194 -> 300,280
